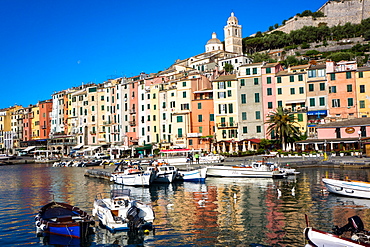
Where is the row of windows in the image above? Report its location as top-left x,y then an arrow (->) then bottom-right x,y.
306,97 -> 367,108
240,70 -> 361,86
240,93 -> 260,103
242,126 -> 262,134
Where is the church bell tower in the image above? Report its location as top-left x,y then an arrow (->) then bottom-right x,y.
224,12 -> 242,54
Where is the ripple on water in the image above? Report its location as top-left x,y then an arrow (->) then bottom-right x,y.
1,165 -> 370,246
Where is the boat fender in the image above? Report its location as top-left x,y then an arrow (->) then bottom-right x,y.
34,215 -> 41,221
40,223 -> 48,231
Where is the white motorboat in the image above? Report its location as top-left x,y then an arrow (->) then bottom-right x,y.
176,167 -> 207,182
304,216 -> 370,247
146,165 -> 177,183
279,166 -> 300,175
206,160 -> 284,178
199,153 -> 225,163
322,178 -> 370,199
157,149 -> 224,165
0,154 -> 16,160
111,167 -> 155,187
92,189 -> 154,232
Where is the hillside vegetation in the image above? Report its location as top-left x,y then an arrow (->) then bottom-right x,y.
244,14 -> 370,66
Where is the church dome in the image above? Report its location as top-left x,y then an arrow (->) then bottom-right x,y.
207,32 -> 222,45
227,12 -> 238,25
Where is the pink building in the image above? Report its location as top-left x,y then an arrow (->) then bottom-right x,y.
297,118 -> 369,154
261,62 -> 284,139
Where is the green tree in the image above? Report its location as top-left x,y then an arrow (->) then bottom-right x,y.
251,52 -> 271,63
265,107 -> 300,151
305,50 -> 320,56
327,52 -> 354,62
283,56 -> 299,66
224,63 -> 234,73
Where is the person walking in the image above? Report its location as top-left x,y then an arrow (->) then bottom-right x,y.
187,153 -> 193,164
194,153 -> 200,164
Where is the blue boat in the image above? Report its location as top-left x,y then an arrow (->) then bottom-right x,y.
176,167 -> 207,182
35,201 -> 94,240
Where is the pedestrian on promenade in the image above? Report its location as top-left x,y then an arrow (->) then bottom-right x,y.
194,153 -> 200,164
187,153 -> 193,164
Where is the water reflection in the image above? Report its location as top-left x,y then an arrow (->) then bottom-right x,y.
3,164 -> 370,246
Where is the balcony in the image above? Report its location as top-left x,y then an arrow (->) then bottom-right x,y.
41,125 -> 47,129
90,131 -> 96,135
129,121 -> 136,126
216,122 -> 238,129
129,109 -> 136,114
103,121 -> 112,125
284,107 -> 307,113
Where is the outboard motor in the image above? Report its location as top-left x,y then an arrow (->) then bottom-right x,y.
333,216 -> 364,235
126,206 -> 144,230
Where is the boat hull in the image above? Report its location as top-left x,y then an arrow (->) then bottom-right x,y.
35,201 -> 94,240
111,172 -> 154,186
206,166 -> 273,178
47,222 -> 87,239
177,168 -> 207,182
322,178 -> 370,199
92,191 -> 154,232
304,227 -> 370,247
154,171 -> 176,183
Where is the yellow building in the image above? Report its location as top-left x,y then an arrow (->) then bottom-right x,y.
276,65 -> 309,135
356,67 -> 370,118
172,75 -> 193,149
212,75 -> 238,152
31,104 -> 40,140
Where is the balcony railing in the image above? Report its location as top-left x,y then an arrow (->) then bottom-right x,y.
216,122 -> 238,128
129,109 -> 136,114
129,121 -> 136,126
103,121 -> 112,125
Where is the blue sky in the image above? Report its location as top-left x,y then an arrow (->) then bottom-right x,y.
0,0 -> 327,108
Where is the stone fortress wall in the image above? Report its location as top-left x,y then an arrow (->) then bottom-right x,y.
275,0 -> 370,33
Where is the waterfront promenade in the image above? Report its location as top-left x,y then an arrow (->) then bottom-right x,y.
3,154 -> 370,170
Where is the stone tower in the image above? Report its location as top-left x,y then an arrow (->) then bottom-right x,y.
224,12 -> 242,54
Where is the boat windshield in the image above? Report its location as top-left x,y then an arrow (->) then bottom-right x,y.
111,189 -> 131,199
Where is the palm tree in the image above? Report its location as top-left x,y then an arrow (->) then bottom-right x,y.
265,107 -> 300,151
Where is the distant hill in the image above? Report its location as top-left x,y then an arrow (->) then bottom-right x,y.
272,0 -> 370,34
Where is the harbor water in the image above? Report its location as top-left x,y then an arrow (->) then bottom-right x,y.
1,163 -> 370,246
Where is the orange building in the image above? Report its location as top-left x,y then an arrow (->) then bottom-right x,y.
327,61 -> 358,119
38,100 -> 52,140
189,89 -> 215,152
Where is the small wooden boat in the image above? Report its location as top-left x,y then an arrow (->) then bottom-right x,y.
34,201 -> 94,239
304,215 -> 370,246
322,178 -> 370,199
92,189 -> 154,232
